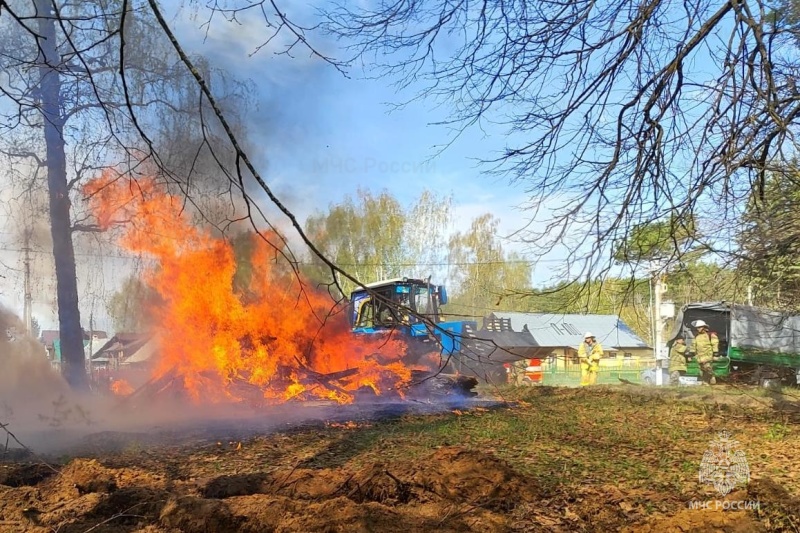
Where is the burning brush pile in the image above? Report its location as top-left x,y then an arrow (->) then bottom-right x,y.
84,175 -> 475,407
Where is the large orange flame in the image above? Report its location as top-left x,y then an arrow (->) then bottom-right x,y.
84,174 -> 412,404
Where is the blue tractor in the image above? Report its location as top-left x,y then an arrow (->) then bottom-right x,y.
348,277 -> 539,382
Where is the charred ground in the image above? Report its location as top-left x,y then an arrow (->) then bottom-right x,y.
1,385 -> 800,532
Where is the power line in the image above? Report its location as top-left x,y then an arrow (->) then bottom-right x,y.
0,246 -> 570,266
326,259 -> 567,266
0,246 -> 146,261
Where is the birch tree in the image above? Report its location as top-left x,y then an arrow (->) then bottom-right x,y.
446,214 -> 533,318
303,189 -> 453,298
0,1 -> 254,388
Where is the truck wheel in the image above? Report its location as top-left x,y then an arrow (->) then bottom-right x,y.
643,376 -> 653,385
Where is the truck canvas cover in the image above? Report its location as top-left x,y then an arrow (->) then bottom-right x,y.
669,301 -> 800,354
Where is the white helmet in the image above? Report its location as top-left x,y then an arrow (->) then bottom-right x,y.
584,332 -> 595,339
691,320 -> 708,329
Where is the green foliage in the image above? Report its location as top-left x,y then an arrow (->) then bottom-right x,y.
404,190 -> 453,281
300,189 -> 740,337
504,260 -> 739,343
302,191 -> 535,314
613,215 -> 698,263
515,278 -> 653,342
662,261 -> 741,305
738,169 -> 800,309
445,214 -> 533,318
771,0 -> 800,36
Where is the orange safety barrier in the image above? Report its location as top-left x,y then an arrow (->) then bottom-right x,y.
524,358 -> 543,384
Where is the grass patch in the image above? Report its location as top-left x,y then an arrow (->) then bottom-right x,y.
269,385 -> 800,500
765,422 -> 792,441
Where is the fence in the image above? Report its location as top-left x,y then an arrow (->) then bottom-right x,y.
541,357 -> 656,386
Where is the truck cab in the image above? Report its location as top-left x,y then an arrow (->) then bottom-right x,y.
667,303 -> 733,380
670,302 -> 800,385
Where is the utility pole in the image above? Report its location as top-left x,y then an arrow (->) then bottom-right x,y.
651,261 -> 668,386
23,229 -> 32,335
88,312 -> 94,385
654,272 -> 664,385
747,284 -> 753,306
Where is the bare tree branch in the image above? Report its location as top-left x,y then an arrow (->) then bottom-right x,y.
322,0 -> 800,289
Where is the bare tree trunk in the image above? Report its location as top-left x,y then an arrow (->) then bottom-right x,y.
36,0 -> 87,390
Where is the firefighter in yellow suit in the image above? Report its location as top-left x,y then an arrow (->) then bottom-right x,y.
668,337 -> 687,385
578,332 -> 603,386
691,320 -> 719,385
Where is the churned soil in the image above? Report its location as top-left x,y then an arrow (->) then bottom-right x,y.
1,384 -> 799,532
0,446 -> 538,532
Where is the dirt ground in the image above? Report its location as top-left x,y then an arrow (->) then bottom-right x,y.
1,384 -> 800,532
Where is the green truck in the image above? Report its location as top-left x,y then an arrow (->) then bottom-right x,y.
667,302 -> 800,385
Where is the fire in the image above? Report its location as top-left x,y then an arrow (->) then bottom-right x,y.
110,378 -> 134,396
84,174 -> 413,404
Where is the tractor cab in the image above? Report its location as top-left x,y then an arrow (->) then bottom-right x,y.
348,277 -> 540,381
349,278 -> 447,332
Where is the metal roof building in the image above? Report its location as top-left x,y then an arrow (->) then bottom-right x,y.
487,312 -> 650,350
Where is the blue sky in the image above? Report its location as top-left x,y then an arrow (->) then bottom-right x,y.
1,1 -> 561,335
2,2 -> 559,333
166,1 -> 754,304
1,0 -> 747,334
168,2 -> 555,265
0,0 -> 751,334
167,0 -> 736,287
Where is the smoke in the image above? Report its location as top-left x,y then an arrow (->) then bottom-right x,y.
0,303 -> 223,453
0,304 -> 70,423
0,303 -> 303,453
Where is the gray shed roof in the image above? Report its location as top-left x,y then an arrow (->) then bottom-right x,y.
488,312 -> 650,350
124,337 -> 158,364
